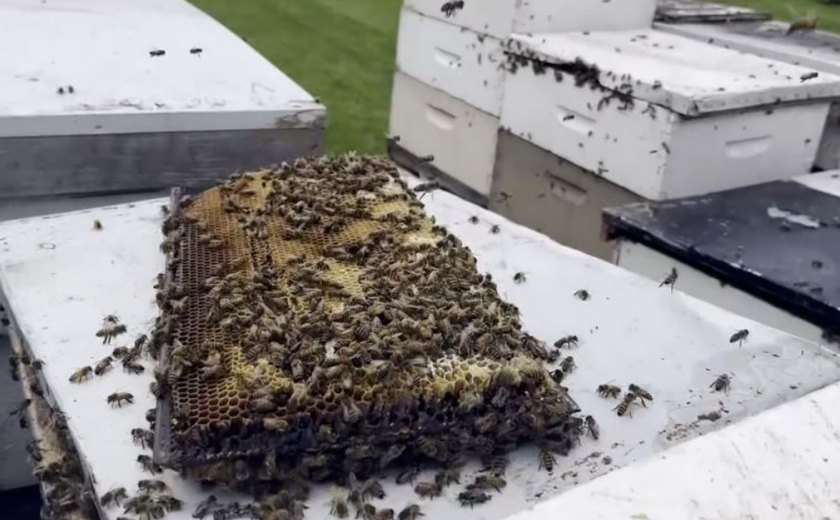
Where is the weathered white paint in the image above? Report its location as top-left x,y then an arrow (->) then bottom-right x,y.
615,241 -> 829,347
0,184 -> 837,518
406,0 -> 656,40
502,29 -> 837,199
396,9 -> 506,116
505,381 -> 840,519
0,0 -> 324,137
796,169 -> 840,198
390,72 -> 499,196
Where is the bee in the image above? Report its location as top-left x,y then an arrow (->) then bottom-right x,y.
149,49 -> 166,57
357,504 -> 378,520
659,267 -> 678,292
573,289 -> 590,301
434,469 -> 460,487
396,466 -> 420,485
801,71 -> 819,82
729,329 -> 749,345
628,384 -> 653,406
468,215 -> 479,224
361,479 -> 386,501
100,487 -> 128,507
413,481 -> 442,499
137,479 -> 169,493
560,356 -> 575,374
112,346 -> 131,359
490,224 -> 500,234
169,296 -> 188,313
786,6 -> 819,35
131,428 -> 155,448
9,398 -> 30,418
441,0 -> 465,18
710,373 -> 731,393
513,272 -> 526,284
69,366 -> 93,383
398,504 -> 423,520
585,415 -> 600,440
137,454 -> 162,474
329,487 -> 349,518
614,392 -> 639,417
250,396 -> 276,413
457,489 -> 491,508
374,509 -> 395,520
263,416 -> 289,431
96,320 -> 127,344
94,356 -> 113,375
553,335 -> 578,349
107,392 -> 134,407
597,384 -> 621,399
480,454 -> 509,474
538,449 -> 556,473
93,219 -> 103,231
124,361 -> 145,375
156,495 -> 183,511
192,495 -> 217,519
190,47 -> 203,55
469,473 -> 506,492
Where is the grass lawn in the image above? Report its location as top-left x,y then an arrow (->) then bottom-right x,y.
191,0 -> 839,155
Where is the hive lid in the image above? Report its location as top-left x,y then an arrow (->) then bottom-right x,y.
603,171 -> 840,337
654,0 -> 771,24
0,0 -> 324,138
506,29 -> 840,116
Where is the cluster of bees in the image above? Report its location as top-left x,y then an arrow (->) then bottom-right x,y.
142,154 -> 584,514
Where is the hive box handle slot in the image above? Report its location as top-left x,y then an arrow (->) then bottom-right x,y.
547,172 -> 587,206
425,104 -> 456,130
434,47 -> 462,69
725,135 -> 771,159
556,106 -> 595,135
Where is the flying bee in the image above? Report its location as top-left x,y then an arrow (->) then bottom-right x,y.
729,329 -> 749,345
137,454 -> 162,474
413,481 -> 442,499
107,392 -> 134,407
137,479 -> 169,493
628,384 -> 653,406
457,489 -> 491,508
131,428 -> 155,448
93,219 -> 103,231
490,224 -> 500,234
329,487 -> 349,518
614,392 -> 639,417
553,335 -> 578,349
710,373 -> 731,393
560,356 -> 576,374
585,415 -> 600,440
513,272 -> 526,284
468,215 -> 479,224
69,366 -> 93,383
398,504 -> 423,520
94,356 -> 113,375
538,449 -> 556,473
96,319 -> 127,344
100,487 -> 128,507
573,289 -> 590,301
597,384 -> 621,399
659,267 -> 678,292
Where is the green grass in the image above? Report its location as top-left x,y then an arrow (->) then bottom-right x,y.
191,0 -> 402,154
192,0 -> 840,155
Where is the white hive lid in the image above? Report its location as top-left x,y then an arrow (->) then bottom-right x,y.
0,0 -> 324,137
506,29 -> 840,116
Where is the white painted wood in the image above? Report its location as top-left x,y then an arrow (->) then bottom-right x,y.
396,9 -> 505,116
614,241 -> 828,346
0,0 -> 324,137
795,169 -> 840,198
1,186 -> 838,518
502,29 -> 835,199
390,72 -> 499,196
405,0 -> 656,40
655,21 -> 840,171
505,381 -> 840,520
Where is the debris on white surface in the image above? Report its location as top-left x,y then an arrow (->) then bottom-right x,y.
0,183 -> 837,519
766,206 -> 822,229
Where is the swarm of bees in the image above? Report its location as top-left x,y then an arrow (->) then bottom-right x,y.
148,155 -> 584,506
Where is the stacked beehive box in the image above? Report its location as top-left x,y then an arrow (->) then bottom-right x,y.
389,0 -> 657,204
389,1 -> 840,261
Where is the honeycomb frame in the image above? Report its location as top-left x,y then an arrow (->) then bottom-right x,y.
152,155 -> 582,483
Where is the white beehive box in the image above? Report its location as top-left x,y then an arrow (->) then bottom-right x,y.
405,0 -> 656,40
390,72 -> 499,198
656,21 -> 840,171
0,0 -> 325,199
501,29 -> 840,200
396,9 -> 505,116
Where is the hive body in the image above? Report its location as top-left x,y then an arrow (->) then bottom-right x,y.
153,155 -> 580,484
